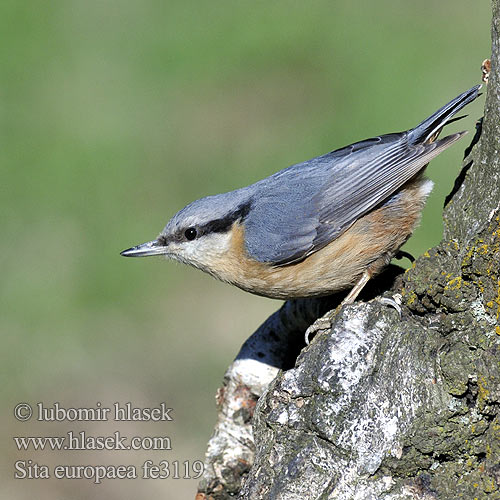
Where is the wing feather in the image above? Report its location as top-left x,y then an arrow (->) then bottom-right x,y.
244,132 -> 465,266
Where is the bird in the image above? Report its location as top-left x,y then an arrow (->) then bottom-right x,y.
121,85 -> 480,305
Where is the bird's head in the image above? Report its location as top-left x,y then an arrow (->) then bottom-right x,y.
121,191 -> 252,274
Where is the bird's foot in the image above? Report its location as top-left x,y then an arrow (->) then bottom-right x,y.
304,315 -> 332,345
394,250 -> 415,263
379,293 -> 403,318
304,305 -> 344,345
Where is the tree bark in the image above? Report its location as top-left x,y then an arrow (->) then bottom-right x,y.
198,3 -> 500,499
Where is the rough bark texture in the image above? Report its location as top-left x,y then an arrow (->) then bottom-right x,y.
196,297 -> 334,499
198,4 -> 499,499
197,271 -> 402,499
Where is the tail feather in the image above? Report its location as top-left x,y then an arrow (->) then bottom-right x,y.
408,85 -> 481,144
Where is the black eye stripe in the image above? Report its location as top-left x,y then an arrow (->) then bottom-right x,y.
164,200 -> 253,244
197,201 -> 252,235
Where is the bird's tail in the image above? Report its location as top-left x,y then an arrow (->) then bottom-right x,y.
408,85 -> 481,144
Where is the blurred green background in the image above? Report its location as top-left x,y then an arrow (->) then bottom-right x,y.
1,1 -> 490,498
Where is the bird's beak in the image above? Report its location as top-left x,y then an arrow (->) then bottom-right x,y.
120,239 -> 167,257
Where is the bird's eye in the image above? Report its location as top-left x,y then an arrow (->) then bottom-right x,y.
184,227 -> 197,241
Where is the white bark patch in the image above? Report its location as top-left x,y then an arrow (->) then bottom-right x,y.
264,303 -> 442,500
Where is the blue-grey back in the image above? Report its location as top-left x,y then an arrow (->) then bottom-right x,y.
244,132 -> 414,264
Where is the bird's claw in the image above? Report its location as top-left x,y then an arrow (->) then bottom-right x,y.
305,293 -> 403,345
304,315 -> 332,345
304,303 -> 345,344
394,250 -> 415,263
380,293 -> 402,318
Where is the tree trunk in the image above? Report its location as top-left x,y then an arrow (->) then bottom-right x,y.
198,3 -> 500,499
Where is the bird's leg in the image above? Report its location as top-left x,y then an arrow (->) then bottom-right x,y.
304,258 -> 405,344
304,270 -> 373,344
341,269 -> 372,305
342,266 -> 404,315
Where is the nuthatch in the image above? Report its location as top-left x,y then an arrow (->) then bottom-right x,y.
121,85 -> 480,304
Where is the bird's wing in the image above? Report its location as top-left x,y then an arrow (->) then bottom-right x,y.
244,132 -> 464,266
